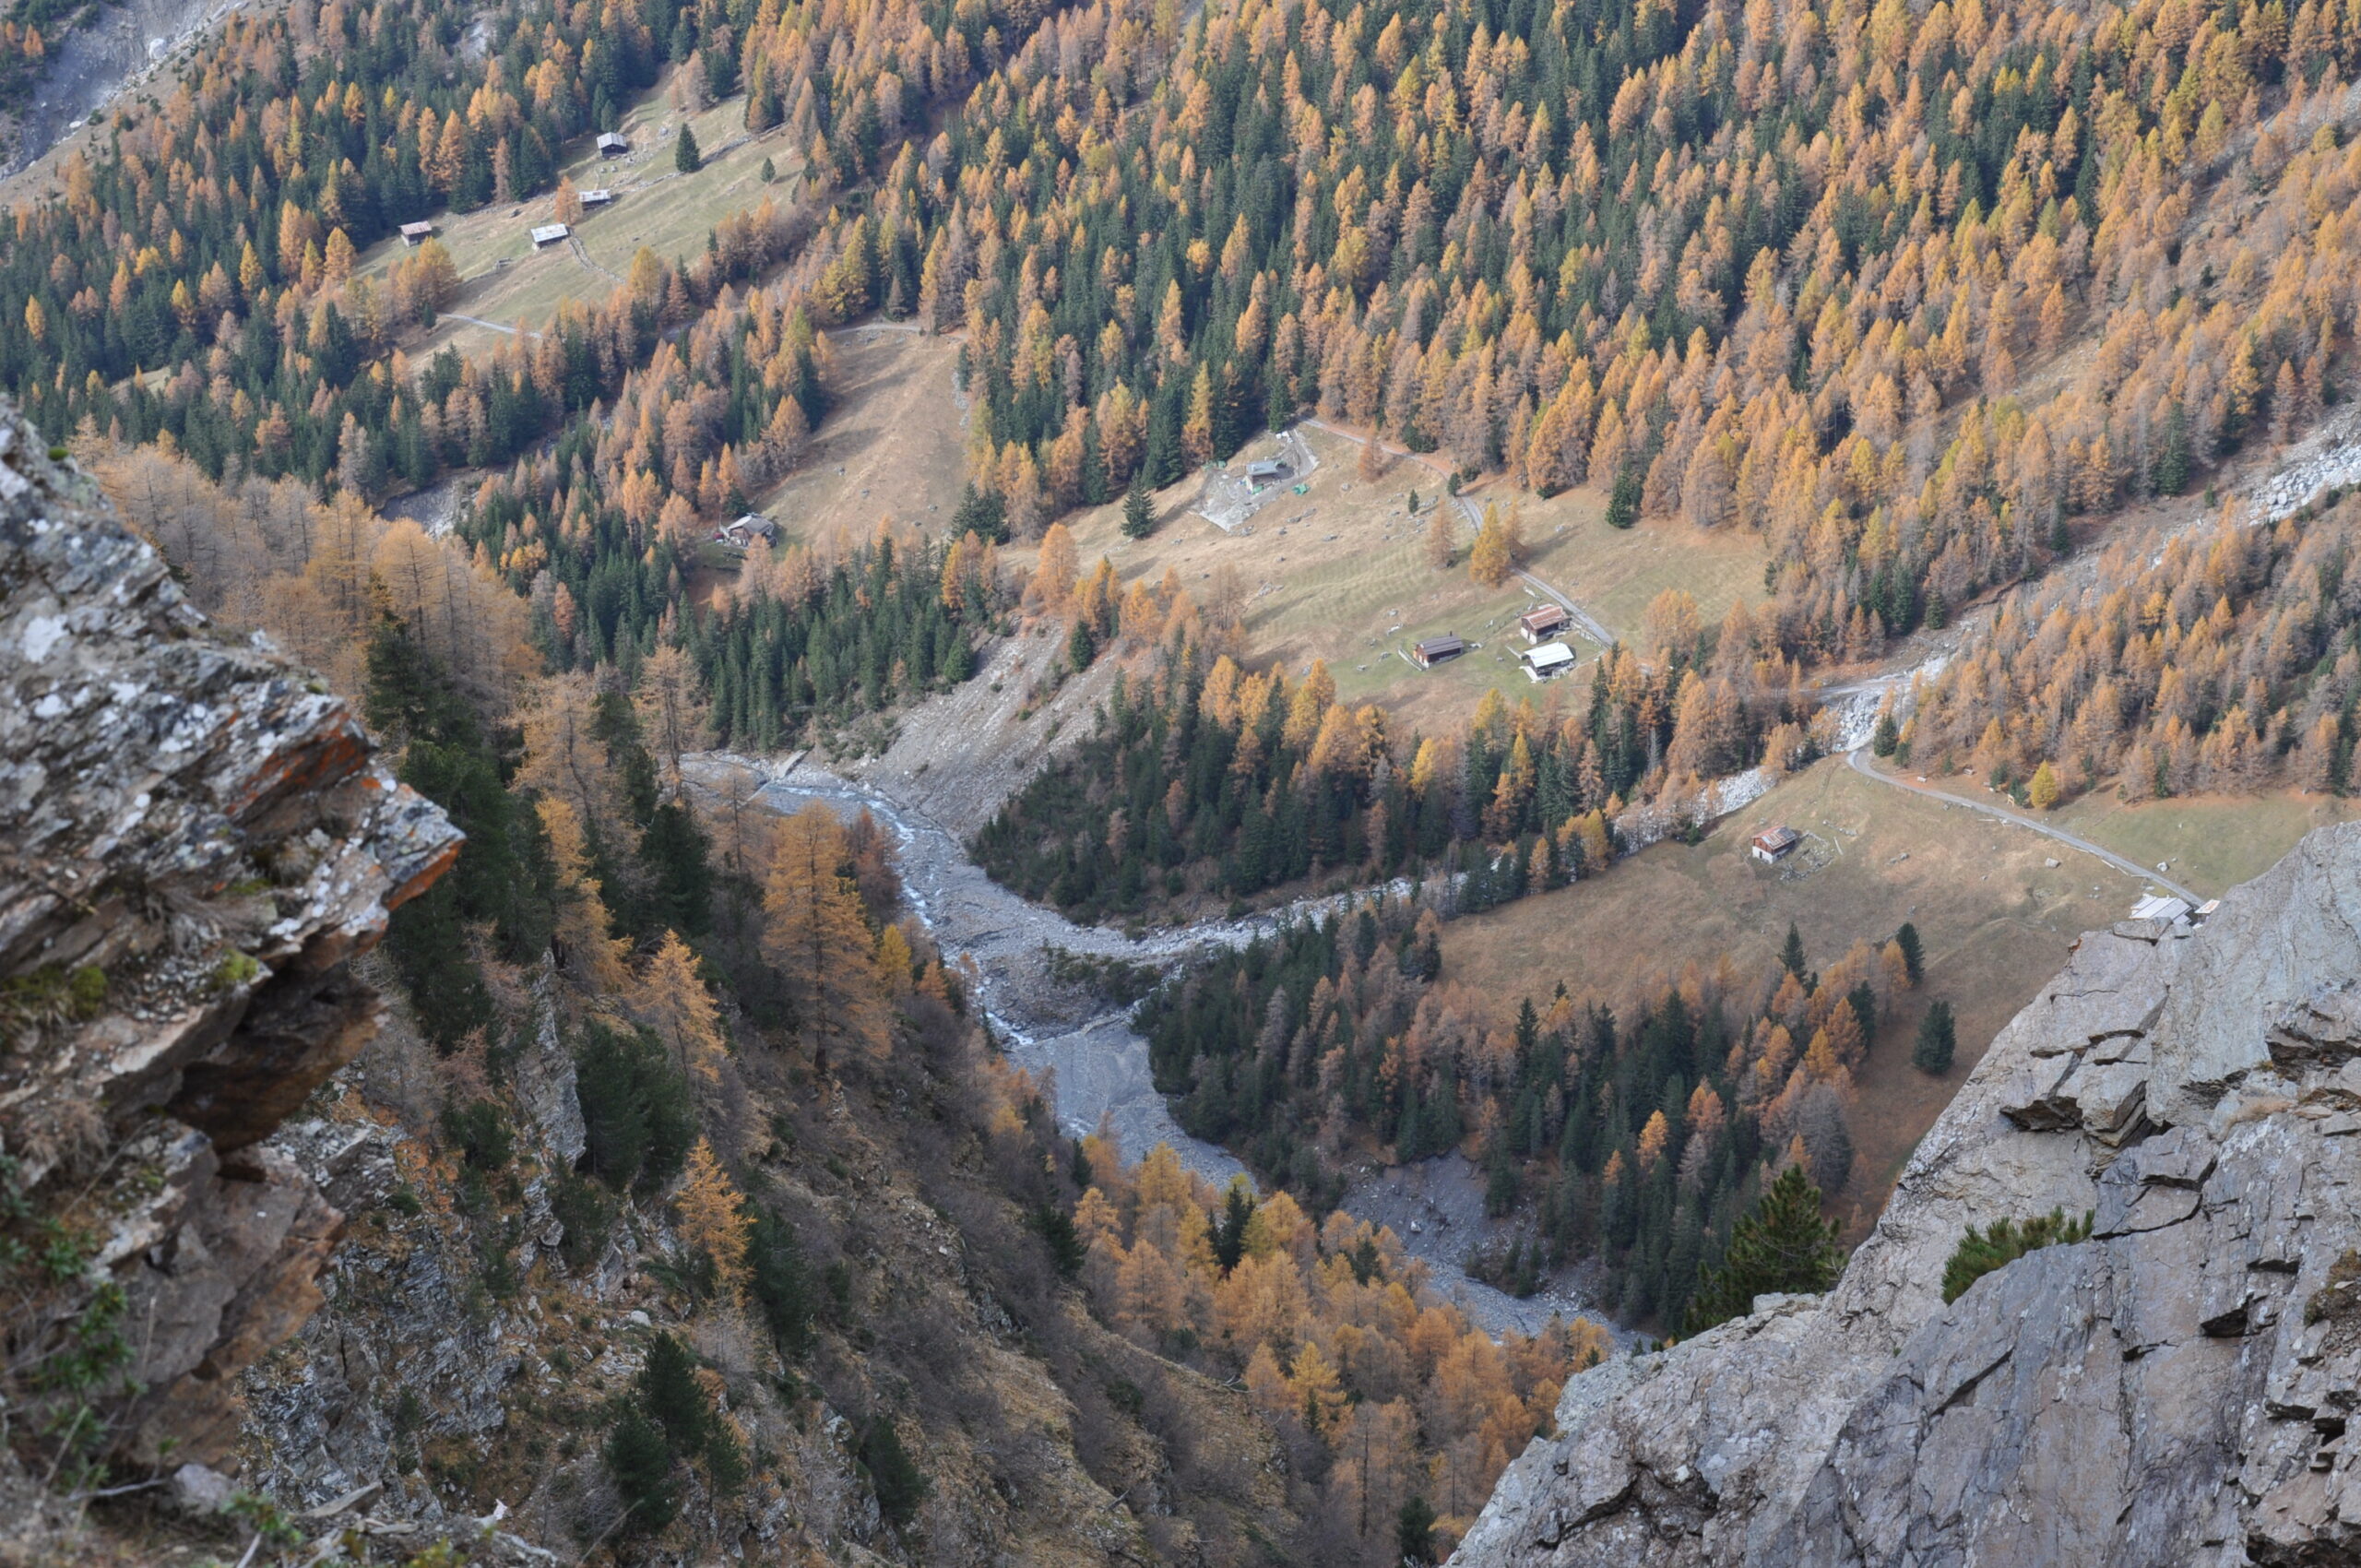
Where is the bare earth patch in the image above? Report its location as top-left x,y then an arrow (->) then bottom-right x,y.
754,329 -> 970,552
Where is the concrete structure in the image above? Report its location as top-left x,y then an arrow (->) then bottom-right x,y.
1410,636 -> 1465,669
530,223 -> 571,248
1518,603 -> 1571,642
1750,826 -> 1800,862
1192,430 -> 1316,531
1520,641 -> 1576,681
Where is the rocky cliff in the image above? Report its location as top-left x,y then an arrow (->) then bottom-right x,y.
0,405 -> 458,1530
1453,823 -> 2361,1567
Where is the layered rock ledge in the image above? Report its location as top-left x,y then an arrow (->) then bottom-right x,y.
0,404 -> 458,1474
1454,823 -> 2361,1568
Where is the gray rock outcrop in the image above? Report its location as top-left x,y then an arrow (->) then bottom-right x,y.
0,402 -> 459,1479
1453,824 -> 2361,1568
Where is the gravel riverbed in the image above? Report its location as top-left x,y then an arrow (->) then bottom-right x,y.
685,751 -> 1618,1340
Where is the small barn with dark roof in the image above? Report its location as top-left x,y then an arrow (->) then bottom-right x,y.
1410,635 -> 1465,669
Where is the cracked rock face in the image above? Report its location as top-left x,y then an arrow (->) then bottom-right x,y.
1453,823 -> 2361,1568
0,401 -> 459,1470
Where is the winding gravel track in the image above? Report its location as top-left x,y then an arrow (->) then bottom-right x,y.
1845,748 -> 2201,904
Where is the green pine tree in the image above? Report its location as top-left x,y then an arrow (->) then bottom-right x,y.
1893,921 -> 1923,983
575,1023 -> 696,1191
1684,1164 -> 1844,1335
2152,401 -> 2191,495
1121,473 -> 1157,539
860,1416 -> 928,1527
676,124 -> 704,173
1871,711 -> 1900,756
1212,1178 -> 1255,1272
1397,1496 -> 1438,1564
749,1209 -> 815,1356
1913,999 -> 1956,1075
638,1332 -> 713,1455
602,1411 -> 678,1536
1940,1207 -> 2092,1303
1780,921 -> 1808,980
1485,1143 -> 1519,1218
1604,464 -> 1643,529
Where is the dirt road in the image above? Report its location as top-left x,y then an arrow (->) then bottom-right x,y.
1299,418 -> 1618,647
1845,749 -> 2201,904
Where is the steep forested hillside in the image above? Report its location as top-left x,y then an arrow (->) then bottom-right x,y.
1905,491 -> 2361,805
0,0 -> 1055,490
899,0 -> 2361,659
1133,894 -> 1916,1330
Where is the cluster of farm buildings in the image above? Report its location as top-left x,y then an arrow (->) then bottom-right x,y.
396,132 -> 633,251
1408,601 -> 1578,681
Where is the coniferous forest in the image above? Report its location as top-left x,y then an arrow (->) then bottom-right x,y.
973,599 -> 1822,920
18,0 -> 2361,1550
1135,897 -> 1921,1331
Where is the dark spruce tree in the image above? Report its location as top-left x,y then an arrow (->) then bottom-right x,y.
1893,921 -> 1924,984
1604,464 -> 1643,529
602,1411 -> 678,1536
1914,999 -> 1957,1075
1780,921 -> 1809,980
1121,474 -> 1157,539
363,615 -> 554,1051
1684,1164 -> 1845,1335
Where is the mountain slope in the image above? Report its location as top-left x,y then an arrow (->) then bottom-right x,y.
1453,820 -> 2361,1566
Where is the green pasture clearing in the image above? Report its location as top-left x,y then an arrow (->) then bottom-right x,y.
355,66 -> 799,363
2049,789 -> 2360,899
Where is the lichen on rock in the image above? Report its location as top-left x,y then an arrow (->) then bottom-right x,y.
0,398 -> 460,1492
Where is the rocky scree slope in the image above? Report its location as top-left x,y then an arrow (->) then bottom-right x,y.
1453,820 -> 2361,1567
0,399 -> 457,1525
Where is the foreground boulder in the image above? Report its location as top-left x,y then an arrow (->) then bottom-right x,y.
0,404 -> 459,1484
1453,824 -> 2361,1568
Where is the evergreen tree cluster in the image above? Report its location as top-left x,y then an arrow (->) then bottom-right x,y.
682,534 -> 981,750
973,616 -> 1817,921
575,1022 -> 699,1191
1135,905 -> 1918,1330
366,615 -> 557,1051
603,1332 -> 747,1537
441,279 -> 1000,749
